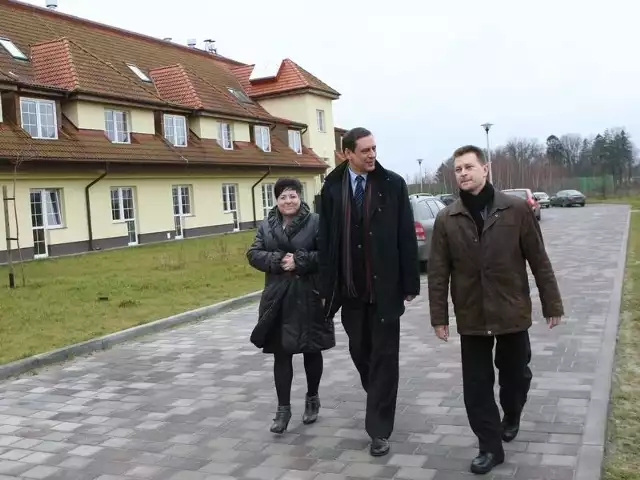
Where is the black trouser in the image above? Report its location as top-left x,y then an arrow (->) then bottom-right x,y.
273,352 -> 323,406
460,330 -> 532,456
341,300 -> 400,439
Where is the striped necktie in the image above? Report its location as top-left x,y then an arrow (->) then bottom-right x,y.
354,175 -> 365,211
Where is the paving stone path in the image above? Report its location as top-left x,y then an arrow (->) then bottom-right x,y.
0,204 -> 630,480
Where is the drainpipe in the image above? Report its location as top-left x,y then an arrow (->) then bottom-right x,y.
251,167 -> 272,228
85,169 -> 108,251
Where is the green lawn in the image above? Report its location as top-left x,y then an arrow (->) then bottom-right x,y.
0,231 -> 263,365
596,197 -> 640,480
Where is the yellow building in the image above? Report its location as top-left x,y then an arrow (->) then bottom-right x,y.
0,0 -> 345,262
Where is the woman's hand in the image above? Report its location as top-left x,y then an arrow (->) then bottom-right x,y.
281,253 -> 296,271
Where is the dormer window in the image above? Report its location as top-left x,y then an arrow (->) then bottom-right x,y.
254,125 -> 271,152
163,114 -> 187,147
288,129 -> 302,154
227,87 -> 253,104
0,38 -> 28,60
218,122 -> 233,150
105,110 -> 130,143
20,98 -> 57,139
127,63 -> 152,83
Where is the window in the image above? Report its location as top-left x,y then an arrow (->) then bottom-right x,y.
227,87 -> 253,104
254,125 -> 271,152
222,184 -> 237,212
316,109 -> 326,132
30,189 -> 63,229
218,122 -> 233,150
20,98 -> 57,139
163,114 -> 187,147
0,38 -> 28,60
412,200 -> 435,221
300,183 -> 307,202
127,64 -> 152,82
262,183 -> 274,217
172,185 -> 192,216
288,129 -> 302,154
105,110 -> 130,143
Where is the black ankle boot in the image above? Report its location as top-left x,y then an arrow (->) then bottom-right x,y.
270,405 -> 292,434
302,394 -> 320,425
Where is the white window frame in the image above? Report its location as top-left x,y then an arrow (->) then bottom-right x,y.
30,188 -> 64,229
288,129 -> 302,154
163,114 -> 187,147
20,98 -> 58,140
105,110 -> 130,144
110,187 -> 135,222
218,122 -> 233,150
300,183 -> 307,202
0,38 -> 28,60
254,125 -> 271,152
127,63 -> 152,82
222,183 -> 237,212
262,183 -> 275,218
316,109 -> 326,132
172,185 -> 192,217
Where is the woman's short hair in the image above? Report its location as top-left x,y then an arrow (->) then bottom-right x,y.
274,177 -> 303,198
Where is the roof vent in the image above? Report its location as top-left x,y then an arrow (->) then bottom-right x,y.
163,37 -> 172,42
187,39 -> 197,48
204,39 -> 217,54
46,0 -> 57,9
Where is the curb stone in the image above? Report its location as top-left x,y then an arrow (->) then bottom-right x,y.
0,289 -> 263,382
575,205 -> 631,480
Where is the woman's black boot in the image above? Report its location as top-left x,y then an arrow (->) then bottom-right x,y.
302,394 -> 320,425
270,405 -> 292,434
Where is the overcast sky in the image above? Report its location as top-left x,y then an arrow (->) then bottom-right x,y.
18,0 -> 640,176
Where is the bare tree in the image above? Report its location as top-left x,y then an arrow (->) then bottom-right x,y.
559,134 -> 583,173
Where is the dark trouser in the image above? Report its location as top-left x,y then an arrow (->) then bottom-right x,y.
460,330 -> 532,456
273,352 -> 323,406
341,300 -> 400,439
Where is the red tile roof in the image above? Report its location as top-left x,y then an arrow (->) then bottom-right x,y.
0,0 -> 334,170
232,59 -> 340,99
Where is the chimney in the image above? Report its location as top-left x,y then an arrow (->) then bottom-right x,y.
187,39 -> 197,48
204,39 -> 217,54
46,0 -> 57,9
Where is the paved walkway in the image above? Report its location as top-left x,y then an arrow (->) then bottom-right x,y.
0,204 -> 630,480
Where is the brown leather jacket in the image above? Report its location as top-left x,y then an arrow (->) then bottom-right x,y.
427,191 -> 563,336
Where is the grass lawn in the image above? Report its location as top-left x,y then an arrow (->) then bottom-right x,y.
594,197 -> 640,479
0,231 -> 263,365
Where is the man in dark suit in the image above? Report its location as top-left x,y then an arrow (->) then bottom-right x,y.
318,127 -> 421,457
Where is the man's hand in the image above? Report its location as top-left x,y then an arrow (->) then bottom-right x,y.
434,325 -> 449,341
281,253 -> 296,271
546,316 -> 562,329
405,295 -> 416,302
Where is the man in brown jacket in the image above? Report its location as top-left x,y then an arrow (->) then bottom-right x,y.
427,145 -> 563,475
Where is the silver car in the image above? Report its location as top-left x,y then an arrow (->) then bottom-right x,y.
409,194 -> 447,271
533,191 -> 550,208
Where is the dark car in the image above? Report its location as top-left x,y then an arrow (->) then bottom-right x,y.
409,195 -> 447,271
435,193 -> 457,206
550,189 -> 586,207
502,188 -> 541,221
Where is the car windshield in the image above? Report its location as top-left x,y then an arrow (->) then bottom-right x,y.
412,200 -> 435,220
565,190 -> 582,196
535,192 -> 548,198
504,190 -> 528,200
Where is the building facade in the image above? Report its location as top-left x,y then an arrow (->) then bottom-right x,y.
0,0 -> 347,263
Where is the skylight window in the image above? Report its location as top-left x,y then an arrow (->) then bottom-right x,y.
0,38 -> 28,61
227,87 -> 253,104
126,63 -> 152,83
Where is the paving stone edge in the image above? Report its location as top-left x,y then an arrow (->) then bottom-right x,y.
576,205 -> 631,480
0,289 -> 263,382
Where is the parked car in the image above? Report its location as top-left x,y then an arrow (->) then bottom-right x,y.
533,191 -> 550,208
550,189 -> 586,207
502,188 -> 541,221
435,193 -> 457,206
410,195 -> 447,271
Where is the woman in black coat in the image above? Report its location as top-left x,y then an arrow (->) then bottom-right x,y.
247,177 -> 335,434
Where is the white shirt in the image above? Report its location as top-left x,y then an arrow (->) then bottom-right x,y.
348,167 -> 368,197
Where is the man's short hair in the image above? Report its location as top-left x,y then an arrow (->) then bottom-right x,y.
342,127 -> 372,154
453,145 -> 486,164
274,177 -> 303,198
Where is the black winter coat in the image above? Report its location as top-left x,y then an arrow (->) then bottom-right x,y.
247,203 -> 336,354
318,161 -> 421,321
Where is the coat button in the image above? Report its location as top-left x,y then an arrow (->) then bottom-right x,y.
357,244 -> 362,249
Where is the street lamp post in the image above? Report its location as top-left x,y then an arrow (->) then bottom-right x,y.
481,123 -> 493,185
417,159 -> 423,193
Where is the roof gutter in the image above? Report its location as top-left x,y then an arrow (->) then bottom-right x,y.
251,167 -> 272,228
85,167 -> 108,251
